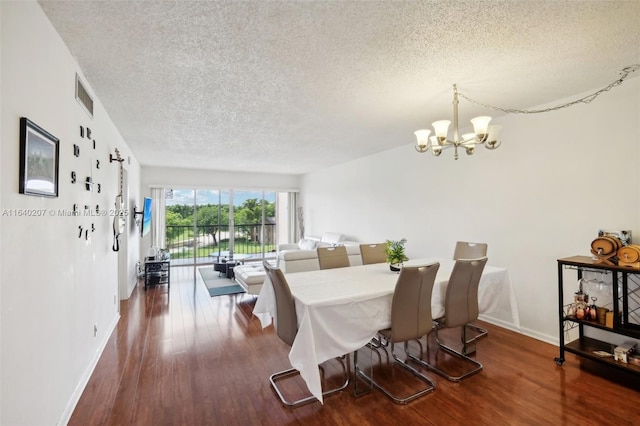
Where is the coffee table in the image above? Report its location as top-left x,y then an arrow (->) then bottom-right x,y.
209,251 -> 253,263
210,251 -> 254,277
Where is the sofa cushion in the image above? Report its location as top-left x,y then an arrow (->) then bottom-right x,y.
321,232 -> 344,245
298,238 -> 318,250
234,263 -> 266,285
234,263 -> 268,295
280,249 -> 317,261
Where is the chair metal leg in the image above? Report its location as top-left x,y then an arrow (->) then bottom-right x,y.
270,368 -> 319,407
354,338 -> 435,404
270,355 -> 350,408
465,322 -> 488,344
406,325 -> 483,382
354,337 -> 392,398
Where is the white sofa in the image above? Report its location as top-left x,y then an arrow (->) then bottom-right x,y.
234,261 -> 272,295
277,232 -> 362,273
234,232 -> 363,294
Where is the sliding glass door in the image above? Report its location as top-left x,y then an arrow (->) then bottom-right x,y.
230,191 -> 277,258
165,189 -> 281,266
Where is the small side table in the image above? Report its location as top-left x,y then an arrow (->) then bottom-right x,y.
144,258 -> 170,290
214,260 -> 228,276
225,261 -> 237,279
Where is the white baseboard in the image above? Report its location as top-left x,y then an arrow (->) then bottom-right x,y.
57,313 -> 120,425
478,314 -> 520,333
478,314 -> 558,346
518,327 -> 558,346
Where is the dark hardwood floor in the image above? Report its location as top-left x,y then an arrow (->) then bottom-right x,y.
70,265 -> 640,425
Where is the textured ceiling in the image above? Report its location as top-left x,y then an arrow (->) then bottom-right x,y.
38,1 -> 640,175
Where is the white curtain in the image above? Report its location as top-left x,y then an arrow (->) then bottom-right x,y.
150,187 -> 166,249
288,192 -> 301,242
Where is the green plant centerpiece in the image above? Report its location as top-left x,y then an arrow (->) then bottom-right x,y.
385,238 -> 408,272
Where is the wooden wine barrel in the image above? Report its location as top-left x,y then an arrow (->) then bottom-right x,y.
591,236 -> 622,256
618,244 -> 640,263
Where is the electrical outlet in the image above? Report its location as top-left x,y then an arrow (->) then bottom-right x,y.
93,323 -> 98,337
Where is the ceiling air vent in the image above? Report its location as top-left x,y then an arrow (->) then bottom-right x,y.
75,74 -> 94,117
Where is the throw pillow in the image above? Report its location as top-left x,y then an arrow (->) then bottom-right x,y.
298,238 -> 317,250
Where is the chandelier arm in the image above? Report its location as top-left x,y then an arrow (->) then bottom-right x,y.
457,65 -> 639,115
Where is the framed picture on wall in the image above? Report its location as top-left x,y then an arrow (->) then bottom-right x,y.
19,117 -> 60,197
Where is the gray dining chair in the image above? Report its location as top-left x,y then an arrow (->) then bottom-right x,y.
407,257 -> 487,382
453,241 -> 488,260
354,263 -> 439,404
317,246 -> 350,269
263,261 -> 349,407
360,243 -> 388,265
453,241 -> 489,341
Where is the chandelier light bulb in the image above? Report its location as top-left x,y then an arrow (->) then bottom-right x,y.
470,116 -> 492,137
432,120 -> 450,141
414,129 -> 431,149
486,125 -> 502,149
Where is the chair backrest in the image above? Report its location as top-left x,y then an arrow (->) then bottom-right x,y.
263,260 -> 297,346
453,241 -> 488,260
442,257 -> 488,328
317,246 -> 350,269
360,243 -> 388,265
389,263 -> 440,343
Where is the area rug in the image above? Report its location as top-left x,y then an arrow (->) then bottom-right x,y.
198,267 -> 245,297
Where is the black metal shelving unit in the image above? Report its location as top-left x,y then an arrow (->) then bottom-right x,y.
556,256 -> 640,381
144,257 -> 170,290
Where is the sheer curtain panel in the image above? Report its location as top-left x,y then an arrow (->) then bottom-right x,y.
150,187 -> 166,249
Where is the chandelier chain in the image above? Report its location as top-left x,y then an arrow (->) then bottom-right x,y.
457,65 -> 640,115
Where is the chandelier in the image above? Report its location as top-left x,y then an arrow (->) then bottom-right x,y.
414,84 -> 501,160
414,65 -> 640,160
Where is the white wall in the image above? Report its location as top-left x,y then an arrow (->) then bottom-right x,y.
1,2 -> 141,424
301,76 -> 640,344
142,166 -> 300,192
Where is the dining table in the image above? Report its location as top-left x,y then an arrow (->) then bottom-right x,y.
253,257 -> 519,404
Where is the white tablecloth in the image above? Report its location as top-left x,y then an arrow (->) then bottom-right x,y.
253,257 -> 519,403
